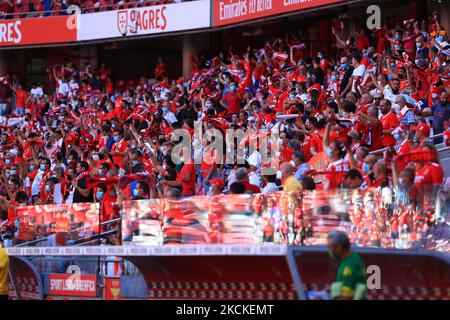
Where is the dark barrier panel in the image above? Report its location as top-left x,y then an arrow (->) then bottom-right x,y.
288,247 -> 450,300
127,255 -> 297,299
8,256 -> 44,300
7,245 -> 450,300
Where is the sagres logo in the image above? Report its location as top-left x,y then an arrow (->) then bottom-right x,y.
366,5 -> 381,30
117,10 -> 128,35
66,5 -> 81,30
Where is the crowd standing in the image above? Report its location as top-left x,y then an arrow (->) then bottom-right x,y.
0,12 -> 449,249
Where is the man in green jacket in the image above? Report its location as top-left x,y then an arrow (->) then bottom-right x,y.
327,231 -> 367,300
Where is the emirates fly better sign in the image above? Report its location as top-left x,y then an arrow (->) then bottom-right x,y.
77,0 -> 210,41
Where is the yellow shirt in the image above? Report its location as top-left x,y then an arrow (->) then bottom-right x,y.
0,248 -> 9,295
282,175 -> 302,193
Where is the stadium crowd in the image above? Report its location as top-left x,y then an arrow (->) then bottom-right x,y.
0,11 -> 449,248
0,0 -> 185,18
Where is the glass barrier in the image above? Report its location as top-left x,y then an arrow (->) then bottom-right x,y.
14,203 -> 100,246
9,188 -> 449,252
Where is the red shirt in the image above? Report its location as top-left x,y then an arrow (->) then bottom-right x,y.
380,112 -> 399,147
111,139 -> 127,168
222,91 -> 242,115
242,181 -> 261,194
16,89 -> 28,108
177,163 -> 196,196
395,140 -> 412,171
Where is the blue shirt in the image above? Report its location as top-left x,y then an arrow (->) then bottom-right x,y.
400,109 -> 416,126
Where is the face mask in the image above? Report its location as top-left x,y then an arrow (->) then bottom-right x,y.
325,147 -> 332,158
354,154 -> 358,161
289,160 -> 296,167
118,168 -> 125,176
10,170 -> 16,175
216,85 -> 220,91
29,165 -> 35,172
416,42 -> 422,48
295,88 -> 301,94
415,59 -> 421,66
205,102 -> 212,108
163,107 -> 169,114
163,96 -> 169,101
436,36 -> 443,43
393,133 -> 401,141
132,160 -> 138,166
92,154 -> 100,161
10,149 -> 18,156
113,136 -> 119,142
387,74 -> 393,81
399,178 -> 404,185
162,164 -> 167,170
362,163 -> 371,173
131,145 -> 137,150
341,63 -> 347,69
40,164 -> 46,171
394,34 -> 401,40
45,185 -> 51,192
331,75 -> 338,81
98,169 -> 103,175
5,173 -> 10,179
230,85 -> 237,91
96,191 -> 104,200
112,124 -> 117,130
133,189 -> 139,197
289,94 -> 296,99
5,159 -> 10,165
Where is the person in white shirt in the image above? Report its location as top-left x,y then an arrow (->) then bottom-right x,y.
53,67 -> 69,98
261,170 -> 280,194
162,103 -> 177,125
31,159 -> 51,196
69,75 -> 80,93
30,83 -> 44,97
247,151 -> 262,187
343,54 -> 366,94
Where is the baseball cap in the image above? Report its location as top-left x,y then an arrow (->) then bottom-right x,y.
412,123 -> 430,136
209,178 -> 225,190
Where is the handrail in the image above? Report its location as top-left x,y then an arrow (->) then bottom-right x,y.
74,229 -> 118,246
369,132 -> 446,155
0,0 -> 193,19
14,217 -> 121,247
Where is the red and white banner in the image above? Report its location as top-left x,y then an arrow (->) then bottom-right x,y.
77,0 -> 210,41
49,274 -> 98,297
0,15 -> 77,47
213,0 -> 343,26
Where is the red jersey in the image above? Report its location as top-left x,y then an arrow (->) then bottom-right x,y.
395,139 -> 412,171
380,112 -> 399,147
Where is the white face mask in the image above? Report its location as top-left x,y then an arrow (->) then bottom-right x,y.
290,160 -> 296,167
92,154 -> 99,161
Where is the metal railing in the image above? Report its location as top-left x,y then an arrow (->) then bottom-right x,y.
369,133 -> 447,155
0,0 -> 193,19
14,217 -> 121,247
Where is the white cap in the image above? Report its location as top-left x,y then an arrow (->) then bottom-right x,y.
247,151 -> 262,168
